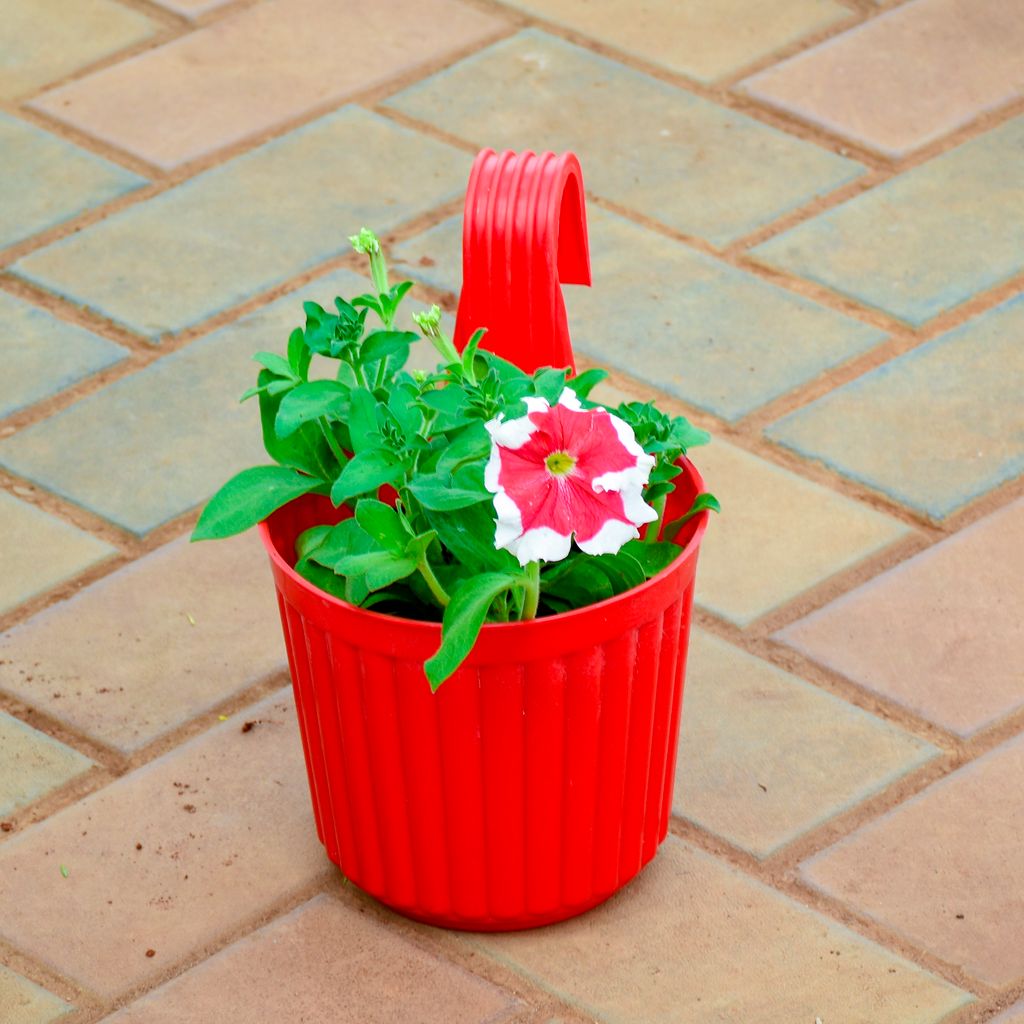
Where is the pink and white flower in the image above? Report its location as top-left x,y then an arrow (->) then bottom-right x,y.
484,388 -> 658,565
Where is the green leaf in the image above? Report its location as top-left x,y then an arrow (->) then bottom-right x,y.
329,549 -> 418,591
669,417 -> 711,451
461,327 -> 487,377
541,558 -> 614,607
425,572 -> 520,690
404,529 -> 437,562
293,558 -> 350,601
663,492 -> 720,542
565,367 -> 608,400
418,385 -> 473,429
274,380 -> 350,439
304,300 -> 327,320
591,550 -> 647,593
192,466 -> 322,541
362,330 -> 417,364
387,383 -> 424,438
436,421 -> 490,475
301,518 -> 371,565
253,351 -> 297,379
330,450 -> 403,505
533,366 -> 568,403
390,280 -> 414,304
423,503 -> 515,575
346,387 -> 382,454
256,370 -> 337,478
287,327 -> 313,380
355,498 -> 409,552
295,523 -> 333,561
409,474 -> 489,511
240,378 -> 293,403
621,539 -> 680,578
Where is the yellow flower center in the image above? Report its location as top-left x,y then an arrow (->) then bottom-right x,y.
545,450 -> 576,476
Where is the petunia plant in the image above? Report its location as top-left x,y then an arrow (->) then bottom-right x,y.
193,230 -> 718,689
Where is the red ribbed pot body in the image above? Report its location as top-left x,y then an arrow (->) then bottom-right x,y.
258,459 -> 708,931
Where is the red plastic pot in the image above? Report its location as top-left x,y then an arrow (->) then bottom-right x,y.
259,460 -> 708,931
254,148 -> 710,929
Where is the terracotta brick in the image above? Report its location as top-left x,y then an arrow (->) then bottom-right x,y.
150,0 -> 233,19
0,711 -> 93,817
751,116 -> 1024,326
0,963 -> 71,1024
0,690 -> 328,999
102,895 -> 518,1023
0,269 -> 453,535
766,295 -> 1024,518
12,110 -> 467,342
991,1001 -> 1024,1024
384,30 -> 864,248
0,113 -> 145,249
0,0 -> 156,99
0,533 -> 286,753
470,837 -> 970,1023
777,499 -> 1024,736
741,0 -> 1024,156
0,290 -> 126,419
691,439 -> 909,625
802,735 -> 1024,986
30,0 -> 505,169
499,0 -> 851,83
0,492 -> 115,615
675,630 -> 937,857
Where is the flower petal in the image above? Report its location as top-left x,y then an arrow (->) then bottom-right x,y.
576,517 -> 641,556
507,525 -> 572,565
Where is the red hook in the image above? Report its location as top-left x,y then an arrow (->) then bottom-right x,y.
454,149 -> 592,374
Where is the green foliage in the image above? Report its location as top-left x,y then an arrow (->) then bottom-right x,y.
193,229 -> 718,688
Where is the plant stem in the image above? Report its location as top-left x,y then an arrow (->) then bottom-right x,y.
521,561 -> 541,620
417,557 -> 450,608
644,494 -> 667,544
319,418 -> 348,470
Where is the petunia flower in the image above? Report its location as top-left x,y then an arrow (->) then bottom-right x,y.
484,388 -> 658,565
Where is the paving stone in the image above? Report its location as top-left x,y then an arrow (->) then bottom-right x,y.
0,290 -> 127,418
0,492 -> 116,615
30,0 -> 504,170
101,894 -> 518,1024
674,630 -> 937,858
0,533 -> 286,753
991,1001 -> 1024,1024
149,0 -> 234,19
766,295 -> 1024,518
0,964 -> 71,1024
395,209 -> 887,420
777,499 -> 1024,737
741,0 -> 1024,156
0,712 -> 93,817
392,216 -> 464,296
0,0 -> 156,99
0,269 -> 440,535
802,734 -> 1024,986
12,107 -> 468,341
690,439 -> 909,625
470,836 -> 970,1023
500,0 -> 850,83
384,30 -> 864,248
0,113 -> 146,249
751,116 -> 1024,325
0,689 -> 327,999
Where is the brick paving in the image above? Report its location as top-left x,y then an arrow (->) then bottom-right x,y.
0,0 -> 1021,1021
